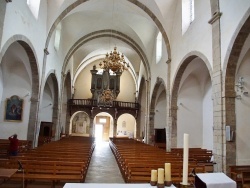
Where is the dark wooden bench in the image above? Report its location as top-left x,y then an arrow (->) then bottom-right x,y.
242,171 -> 250,188
11,161 -> 85,187
1,136 -> 95,187
230,165 -> 250,185
109,138 -> 207,186
7,159 -> 86,187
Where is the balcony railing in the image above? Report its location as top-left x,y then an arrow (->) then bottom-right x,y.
68,99 -> 140,110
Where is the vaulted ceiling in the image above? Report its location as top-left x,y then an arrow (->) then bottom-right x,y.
46,0 -> 178,80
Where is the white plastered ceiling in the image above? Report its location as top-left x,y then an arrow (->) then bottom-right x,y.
47,0 -> 178,80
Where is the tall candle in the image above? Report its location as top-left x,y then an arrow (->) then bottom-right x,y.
151,169 -> 157,181
182,133 -> 189,185
165,163 -> 171,181
158,168 -> 164,184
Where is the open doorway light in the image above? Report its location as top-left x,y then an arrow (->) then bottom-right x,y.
95,124 -> 103,143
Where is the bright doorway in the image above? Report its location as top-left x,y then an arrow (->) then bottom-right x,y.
95,124 -> 103,142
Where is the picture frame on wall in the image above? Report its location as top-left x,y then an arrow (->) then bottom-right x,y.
5,95 -> 23,122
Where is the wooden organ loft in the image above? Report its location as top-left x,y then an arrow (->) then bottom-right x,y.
68,65 -> 140,120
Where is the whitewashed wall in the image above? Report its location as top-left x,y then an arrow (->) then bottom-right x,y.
170,0 -> 212,85
235,49 -> 250,165
0,43 -> 31,140
1,0 -> 47,75
40,82 -> 53,122
220,0 -> 250,68
117,114 -> 136,137
177,75 -> 203,148
202,82 -> 213,150
154,91 -> 167,129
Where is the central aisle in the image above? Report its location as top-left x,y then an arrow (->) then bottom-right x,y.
85,141 -> 125,183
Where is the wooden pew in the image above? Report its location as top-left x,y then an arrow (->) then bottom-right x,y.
109,138 -> 207,186
9,160 -> 85,188
125,162 -> 206,184
0,139 -> 31,158
242,171 -> 250,188
230,165 -> 250,185
1,136 -> 95,187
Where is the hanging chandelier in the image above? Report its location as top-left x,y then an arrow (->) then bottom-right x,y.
99,47 -> 130,73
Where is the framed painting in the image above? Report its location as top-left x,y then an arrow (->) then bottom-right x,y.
5,95 -> 23,121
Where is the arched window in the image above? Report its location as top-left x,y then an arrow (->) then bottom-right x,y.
182,0 -> 195,35
156,32 -> 162,63
54,23 -> 62,51
27,0 -> 41,19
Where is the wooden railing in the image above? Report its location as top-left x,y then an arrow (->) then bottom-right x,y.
68,99 -> 140,110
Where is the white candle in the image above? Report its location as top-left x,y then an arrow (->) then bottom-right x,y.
182,133 -> 189,185
151,169 -> 157,181
165,163 -> 171,181
158,168 -> 164,184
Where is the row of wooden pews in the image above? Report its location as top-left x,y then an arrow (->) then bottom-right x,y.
171,148 -> 214,172
109,138 -> 208,186
229,165 -> 250,187
0,136 -> 95,188
0,139 -> 31,158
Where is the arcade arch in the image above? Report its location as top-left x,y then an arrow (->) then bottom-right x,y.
171,55 -> 212,149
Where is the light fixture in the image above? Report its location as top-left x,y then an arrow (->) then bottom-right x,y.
235,76 -> 248,100
99,47 -> 129,73
235,77 -> 244,92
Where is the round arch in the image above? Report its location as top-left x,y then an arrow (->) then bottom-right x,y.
149,77 -> 167,145
41,71 -> 59,140
222,11 -> 250,168
170,51 -> 212,148
0,35 -> 40,147
70,111 -> 91,136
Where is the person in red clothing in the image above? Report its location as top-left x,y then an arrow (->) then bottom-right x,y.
9,134 -> 19,156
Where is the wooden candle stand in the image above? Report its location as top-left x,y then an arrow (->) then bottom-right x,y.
156,183 -> 165,188
150,181 -> 157,186
164,181 -> 172,186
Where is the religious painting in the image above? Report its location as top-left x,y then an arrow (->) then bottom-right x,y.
72,112 -> 90,135
5,95 -> 23,121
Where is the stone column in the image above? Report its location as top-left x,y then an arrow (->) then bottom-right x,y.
209,0 -> 225,172
166,59 -> 172,151
89,118 -> 94,137
113,119 -> 117,137
148,110 -> 155,145
0,1 -> 7,47
65,107 -> 71,135
145,80 -> 150,144
28,97 -> 39,148
52,105 -> 59,141
136,111 -> 141,139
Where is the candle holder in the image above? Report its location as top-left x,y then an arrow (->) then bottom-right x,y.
157,183 -> 165,188
164,180 -> 172,187
150,181 -> 157,186
180,182 -> 191,187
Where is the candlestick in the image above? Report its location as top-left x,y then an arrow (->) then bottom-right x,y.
182,133 -> 189,185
